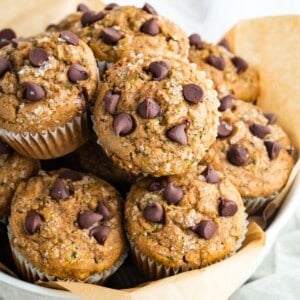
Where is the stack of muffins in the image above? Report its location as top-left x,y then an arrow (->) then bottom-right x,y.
0,2 -> 296,284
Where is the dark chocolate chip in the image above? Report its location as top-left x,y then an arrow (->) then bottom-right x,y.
264,141 -> 281,160
25,211 -> 42,235
148,61 -> 170,81
0,40 -> 10,48
188,33 -> 202,49
201,166 -> 219,184
104,90 -> 120,114
231,56 -> 248,74
163,182 -> 183,205
67,63 -> 89,83
263,113 -> 277,125
113,113 -> 135,136
50,178 -> 70,200
60,30 -> 79,45
143,202 -> 164,223
0,28 -> 16,41
148,177 -> 168,191
137,98 -> 161,118
142,3 -> 157,15
0,58 -> 12,78
167,124 -> 187,145
90,225 -> 111,244
77,210 -> 103,229
193,220 -> 216,240
101,27 -> 122,45
0,141 -> 11,156
28,48 -> 49,67
23,81 -> 46,102
219,95 -> 235,111
59,169 -> 82,181
81,11 -> 105,26
182,84 -> 204,104
96,202 -> 112,221
105,3 -> 119,10
140,18 -> 159,36
218,38 -> 230,51
77,3 -> 90,12
217,120 -> 233,138
219,198 -> 238,217
249,123 -> 271,139
227,145 -> 249,166
206,54 -> 226,70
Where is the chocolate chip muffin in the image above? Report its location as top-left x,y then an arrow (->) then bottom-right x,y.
9,169 -> 127,283
125,166 -> 247,280
0,139 -> 39,220
0,31 -> 98,159
188,34 -> 259,102
93,53 -> 219,176
203,99 -> 295,214
80,4 -> 189,62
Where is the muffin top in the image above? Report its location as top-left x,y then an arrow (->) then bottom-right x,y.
93,53 -> 219,176
0,31 -> 98,133
203,99 -> 295,199
10,169 -> 126,280
80,4 -> 189,62
188,34 -> 259,102
0,139 -> 39,217
125,166 -> 246,270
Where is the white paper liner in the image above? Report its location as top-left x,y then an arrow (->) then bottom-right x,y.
0,113 -> 89,160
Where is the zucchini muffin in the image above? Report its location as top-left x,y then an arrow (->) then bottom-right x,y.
125,166 -> 247,280
9,169 -> 127,283
188,34 -> 259,102
203,99 -> 295,214
93,53 -> 219,176
0,31 -> 98,159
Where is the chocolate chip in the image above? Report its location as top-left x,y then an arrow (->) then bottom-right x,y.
0,141 -> 11,156
231,56 -> 248,74
148,177 -> 168,191
60,30 -> 79,45
249,123 -> 271,139
137,98 -> 161,118
193,220 -> 216,240
28,48 -> 49,67
77,3 -> 90,12
227,145 -> 249,166
23,82 -> 46,102
0,40 -> 10,48
217,120 -> 233,138
96,202 -> 113,221
140,18 -> 159,36
81,11 -> 105,26
67,63 -> 89,83
90,225 -> 111,245
182,84 -> 204,104
263,113 -> 277,125
25,211 -> 42,235
105,3 -> 119,10
142,3 -> 157,15
219,198 -> 238,217
218,38 -> 230,51
59,169 -> 82,181
77,210 -> 103,229
50,178 -> 70,200
264,141 -> 281,160
188,33 -> 202,49
219,95 -> 235,111
148,61 -> 170,81
167,124 -> 187,145
201,166 -> 219,184
163,182 -> 183,205
0,28 -> 16,41
104,90 -> 120,114
0,58 -> 12,78
101,27 -> 122,45
143,202 -> 164,223
206,54 -> 226,70
113,113 -> 135,136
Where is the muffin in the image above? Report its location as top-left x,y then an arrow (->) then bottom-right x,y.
203,99 -> 295,215
0,139 -> 39,220
188,34 -> 259,102
0,31 -> 98,159
9,169 -> 127,283
80,4 -> 189,62
93,53 -> 219,176
125,166 -> 247,280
